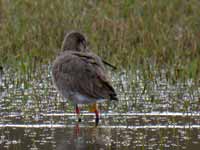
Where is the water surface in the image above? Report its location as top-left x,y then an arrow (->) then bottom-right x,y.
0,66 -> 200,150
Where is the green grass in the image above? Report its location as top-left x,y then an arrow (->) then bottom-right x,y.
0,0 -> 200,80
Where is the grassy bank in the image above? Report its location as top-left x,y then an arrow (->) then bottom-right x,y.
0,0 -> 200,80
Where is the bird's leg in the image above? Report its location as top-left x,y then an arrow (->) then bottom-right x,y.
75,104 -> 81,122
94,108 -> 99,126
89,103 -> 99,126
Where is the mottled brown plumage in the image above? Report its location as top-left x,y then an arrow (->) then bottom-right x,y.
52,31 -> 117,124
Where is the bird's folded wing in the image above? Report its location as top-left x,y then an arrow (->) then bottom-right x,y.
60,52 -> 117,100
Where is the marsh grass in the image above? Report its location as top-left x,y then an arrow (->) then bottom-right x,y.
0,0 -> 200,80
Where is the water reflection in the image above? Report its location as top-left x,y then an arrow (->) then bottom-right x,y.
0,124 -> 200,150
0,66 -> 200,149
1,123 -> 200,129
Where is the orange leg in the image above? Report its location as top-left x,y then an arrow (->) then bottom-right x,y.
89,103 -> 99,126
75,105 -> 81,122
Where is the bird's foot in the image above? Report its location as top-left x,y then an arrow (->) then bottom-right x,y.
94,109 -> 99,126
76,105 -> 81,123
95,117 -> 99,126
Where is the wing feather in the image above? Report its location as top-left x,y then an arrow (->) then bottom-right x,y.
53,51 -> 117,100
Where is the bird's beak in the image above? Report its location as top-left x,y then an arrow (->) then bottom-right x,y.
102,60 -> 117,70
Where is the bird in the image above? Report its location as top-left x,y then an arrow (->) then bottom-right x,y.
52,31 -> 118,125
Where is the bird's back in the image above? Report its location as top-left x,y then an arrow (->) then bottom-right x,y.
52,51 -> 117,104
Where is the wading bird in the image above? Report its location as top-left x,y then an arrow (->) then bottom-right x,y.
52,31 -> 118,125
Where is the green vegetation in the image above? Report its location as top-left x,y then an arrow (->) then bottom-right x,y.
0,0 -> 200,79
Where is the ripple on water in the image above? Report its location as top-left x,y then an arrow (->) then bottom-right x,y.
0,67 -> 200,149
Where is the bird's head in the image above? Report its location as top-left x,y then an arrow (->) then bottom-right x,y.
61,31 -> 89,52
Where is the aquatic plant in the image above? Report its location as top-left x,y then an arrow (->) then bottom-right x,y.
0,0 -> 199,79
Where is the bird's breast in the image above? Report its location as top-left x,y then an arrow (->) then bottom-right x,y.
68,92 -> 106,104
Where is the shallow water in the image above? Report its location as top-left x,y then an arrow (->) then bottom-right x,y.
0,66 -> 200,150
